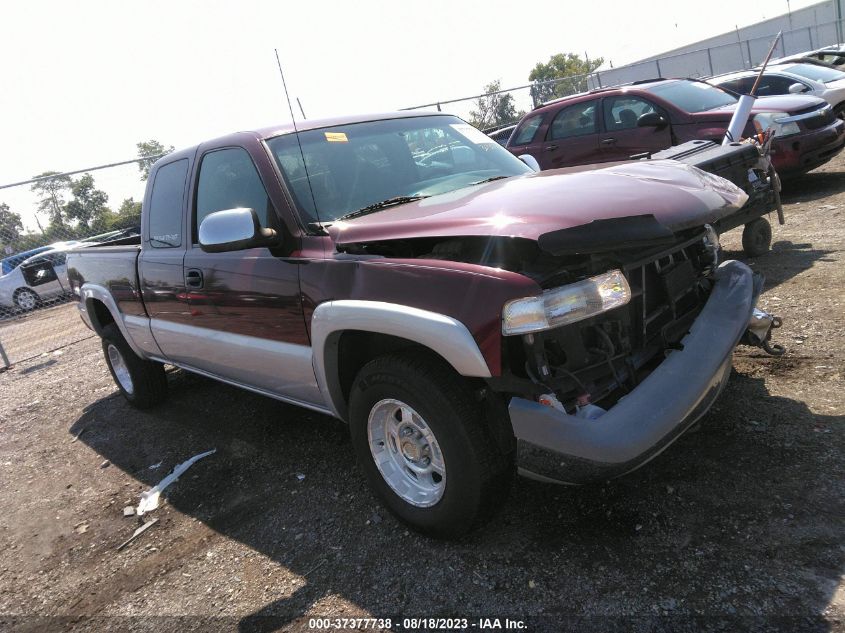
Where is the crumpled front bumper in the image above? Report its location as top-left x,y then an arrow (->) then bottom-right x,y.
509,259 -> 760,484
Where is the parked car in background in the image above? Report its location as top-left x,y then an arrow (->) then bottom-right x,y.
707,63 -> 845,120
0,246 -> 52,276
771,45 -> 845,70
0,243 -> 91,312
505,78 -> 845,179
484,124 -> 517,146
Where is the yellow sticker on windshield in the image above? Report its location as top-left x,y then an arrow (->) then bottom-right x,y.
325,132 -> 348,142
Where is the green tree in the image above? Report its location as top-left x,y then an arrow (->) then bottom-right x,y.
64,174 -> 110,232
469,80 -> 521,130
111,197 -> 142,229
136,139 -> 174,181
30,171 -> 72,227
528,53 -> 604,105
0,203 -> 24,247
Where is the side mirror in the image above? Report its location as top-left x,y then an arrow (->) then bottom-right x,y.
788,82 -> 808,94
637,112 -> 669,128
518,154 -> 541,172
199,208 -> 278,253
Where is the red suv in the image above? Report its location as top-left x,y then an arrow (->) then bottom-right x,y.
506,78 -> 845,178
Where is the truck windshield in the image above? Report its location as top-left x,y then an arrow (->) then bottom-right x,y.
645,80 -> 738,112
266,115 -> 532,224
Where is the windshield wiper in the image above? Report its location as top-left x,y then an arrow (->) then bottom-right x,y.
469,175 -> 510,186
336,195 -> 429,222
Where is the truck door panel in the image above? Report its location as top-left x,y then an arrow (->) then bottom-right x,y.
181,146 -> 320,405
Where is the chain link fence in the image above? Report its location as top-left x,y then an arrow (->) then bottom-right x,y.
0,159 -> 155,368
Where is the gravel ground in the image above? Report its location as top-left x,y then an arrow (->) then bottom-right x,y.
0,154 -> 843,633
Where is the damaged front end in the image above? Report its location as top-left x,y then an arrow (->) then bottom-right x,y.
489,223 -> 782,484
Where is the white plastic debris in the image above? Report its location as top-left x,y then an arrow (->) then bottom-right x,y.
148,461 -> 162,470
137,449 -> 216,516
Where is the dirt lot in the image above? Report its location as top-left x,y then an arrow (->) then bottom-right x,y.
1,155 -> 843,633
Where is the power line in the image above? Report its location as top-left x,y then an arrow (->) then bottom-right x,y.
0,155 -> 166,191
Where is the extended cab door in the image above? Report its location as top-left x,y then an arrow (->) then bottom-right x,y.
139,157 -> 193,362
599,95 -> 673,161
181,144 -> 321,407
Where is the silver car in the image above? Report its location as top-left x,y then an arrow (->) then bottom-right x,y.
707,62 -> 845,121
0,247 -> 74,312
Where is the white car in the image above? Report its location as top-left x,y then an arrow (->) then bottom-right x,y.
707,62 -> 845,120
770,45 -> 845,70
0,246 -> 76,311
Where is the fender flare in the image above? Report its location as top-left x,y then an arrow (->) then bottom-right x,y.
311,300 -> 492,419
79,283 -> 148,359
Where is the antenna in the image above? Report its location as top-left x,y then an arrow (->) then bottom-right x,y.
274,49 -> 322,229
297,97 -> 307,120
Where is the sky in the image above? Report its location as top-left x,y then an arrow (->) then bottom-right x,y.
0,0 -> 825,232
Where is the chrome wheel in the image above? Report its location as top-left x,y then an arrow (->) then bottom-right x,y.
367,398 -> 446,507
107,343 -> 134,395
15,290 -> 37,311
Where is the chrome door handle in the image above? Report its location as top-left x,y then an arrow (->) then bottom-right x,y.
185,269 -> 204,289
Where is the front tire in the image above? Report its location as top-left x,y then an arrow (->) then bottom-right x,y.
101,323 -> 168,409
348,352 -> 514,538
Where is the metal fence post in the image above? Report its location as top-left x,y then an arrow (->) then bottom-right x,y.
0,339 -> 10,370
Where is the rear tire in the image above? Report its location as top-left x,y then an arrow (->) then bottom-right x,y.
14,288 -> 39,312
348,351 -> 514,538
742,217 -> 772,258
101,323 -> 168,409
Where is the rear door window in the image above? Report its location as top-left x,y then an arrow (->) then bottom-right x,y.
195,147 -> 274,241
148,159 -> 188,248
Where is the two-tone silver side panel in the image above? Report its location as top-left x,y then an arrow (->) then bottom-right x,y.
311,300 -> 492,419
148,319 -> 326,408
146,355 -> 333,417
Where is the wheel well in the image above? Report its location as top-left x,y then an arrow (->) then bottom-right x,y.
330,330 -> 514,455
87,298 -> 115,335
335,331 -> 427,406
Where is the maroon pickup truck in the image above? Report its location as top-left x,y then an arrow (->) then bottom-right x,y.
67,112 -> 779,537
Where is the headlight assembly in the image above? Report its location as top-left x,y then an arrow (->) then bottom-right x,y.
502,270 -> 631,336
753,112 -> 800,138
